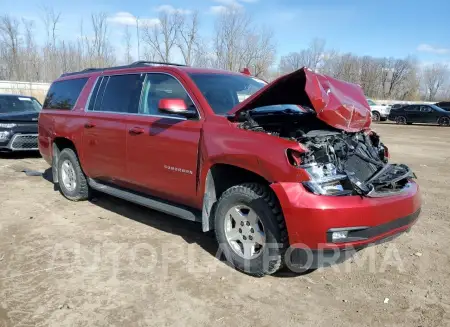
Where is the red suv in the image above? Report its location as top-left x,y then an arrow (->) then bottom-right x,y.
38,61 -> 421,276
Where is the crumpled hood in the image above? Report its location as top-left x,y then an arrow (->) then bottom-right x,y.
228,67 -> 371,132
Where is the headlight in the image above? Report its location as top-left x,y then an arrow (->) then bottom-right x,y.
0,123 -> 17,128
0,131 -> 10,140
301,163 -> 349,195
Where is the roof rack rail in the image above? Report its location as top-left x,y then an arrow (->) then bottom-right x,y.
130,61 -> 187,67
60,61 -> 187,78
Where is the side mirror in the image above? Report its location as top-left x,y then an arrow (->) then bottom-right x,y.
158,98 -> 197,118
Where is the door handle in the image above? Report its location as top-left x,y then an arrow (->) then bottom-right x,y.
84,123 -> 96,129
128,127 -> 144,135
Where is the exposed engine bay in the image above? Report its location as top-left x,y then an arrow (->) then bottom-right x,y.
236,105 -> 415,196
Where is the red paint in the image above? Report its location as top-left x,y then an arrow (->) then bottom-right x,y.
271,181 -> 421,249
229,67 -> 371,132
38,65 -> 421,251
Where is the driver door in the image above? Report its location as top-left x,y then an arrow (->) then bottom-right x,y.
125,73 -> 203,208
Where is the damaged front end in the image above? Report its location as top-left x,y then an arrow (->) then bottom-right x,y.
295,128 -> 415,197
236,105 -> 416,197
230,67 -> 416,198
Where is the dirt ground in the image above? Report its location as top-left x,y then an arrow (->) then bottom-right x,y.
0,123 -> 449,327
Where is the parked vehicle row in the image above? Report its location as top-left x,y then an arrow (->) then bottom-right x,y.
0,94 -> 42,152
388,103 -> 450,126
37,62 -> 421,276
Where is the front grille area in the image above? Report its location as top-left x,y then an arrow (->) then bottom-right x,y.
10,134 -> 38,150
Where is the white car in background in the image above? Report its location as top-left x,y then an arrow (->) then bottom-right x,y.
367,99 -> 390,122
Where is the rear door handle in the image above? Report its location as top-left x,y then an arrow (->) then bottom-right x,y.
84,123 -> 96,129
129,127 -> 144,135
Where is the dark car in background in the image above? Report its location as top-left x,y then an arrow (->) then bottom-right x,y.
388,103 -> 450,126
435,101 -> 450,111
0,94 -> 42,151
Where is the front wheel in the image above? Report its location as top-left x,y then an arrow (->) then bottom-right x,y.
438,116 -> 450,126
57,148 -> 91,201
214,183 -> 288,276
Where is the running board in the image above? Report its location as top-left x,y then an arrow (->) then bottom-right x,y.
88,178 -> 201,222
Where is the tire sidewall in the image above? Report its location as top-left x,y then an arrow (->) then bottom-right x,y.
372,111 -> 380,122
396,116 -> 406,124
214,188 -> 283,276
438,116 -> 450,126
57,150 -> 83,198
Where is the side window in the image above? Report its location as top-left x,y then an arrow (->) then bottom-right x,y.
405,105 -> 419,112
96,74 -> 145,113
420,106 -> 431,112
140,73 -> 196,116
43,78 -> 88,110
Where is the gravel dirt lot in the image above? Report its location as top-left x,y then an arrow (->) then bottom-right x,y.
0,123 -> 449,327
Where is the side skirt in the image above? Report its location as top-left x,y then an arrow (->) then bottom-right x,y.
88,178 -> 202,222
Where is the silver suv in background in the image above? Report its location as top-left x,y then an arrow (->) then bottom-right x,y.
367,98 -> 390,122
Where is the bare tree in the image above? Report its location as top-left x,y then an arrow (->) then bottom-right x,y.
422,63 -> 449,101
123,26 -> 133,64
212,8 -> 275,77
89,13 -> 115,67
213,9 -> 251,71
176,11 -> 200,65
0,15 -> 21,80
21,19 -> 40,80
142,12 -> 181,62
278,38 -> 325,73
40,6 -> 61,48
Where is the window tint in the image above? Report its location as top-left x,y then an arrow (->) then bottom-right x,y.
367,99 -> 376,106
44,78 -> 88,110
0,96 -> 41,114
405,105 -> 419,112
140,73 -> 196,116
97,74 -> 145,113
420,106 -> 432,112
189,73 -> 266,115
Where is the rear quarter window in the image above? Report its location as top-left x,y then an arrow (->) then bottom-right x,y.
43,77 -> 88,110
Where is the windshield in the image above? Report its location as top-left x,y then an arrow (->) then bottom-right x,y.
367,99 -> 376,106
430,104 -> 448,112
0,96 -> 42,114
189,73 -> 267,115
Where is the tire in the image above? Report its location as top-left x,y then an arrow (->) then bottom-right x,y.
214,183 -> 288,277
372,111 -> 381,122
380,117 -> 387,122
395,116 -> 407,125
57,148 -> 91,201
438,116 -> 450,126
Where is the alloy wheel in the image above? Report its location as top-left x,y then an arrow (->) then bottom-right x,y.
61,159 -> 77,192
224,205 -> 266,260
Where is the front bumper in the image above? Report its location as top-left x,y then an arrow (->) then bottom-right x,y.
270,181 -> 421,250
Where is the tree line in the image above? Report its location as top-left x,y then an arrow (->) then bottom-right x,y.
0,8 -> 448,101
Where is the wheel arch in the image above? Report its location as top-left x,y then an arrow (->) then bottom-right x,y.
201,163 -> 275,232
51,137 -> 78,183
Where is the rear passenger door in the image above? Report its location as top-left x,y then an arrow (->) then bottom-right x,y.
125,73 -> 203,208
81,73 -> 145,183
404,105 -> 420,122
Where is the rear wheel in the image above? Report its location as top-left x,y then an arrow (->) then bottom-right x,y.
57,148 -> 91,201
438,116 -> 450,126
395,116 -> 407,125
214,183 -> 288,276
